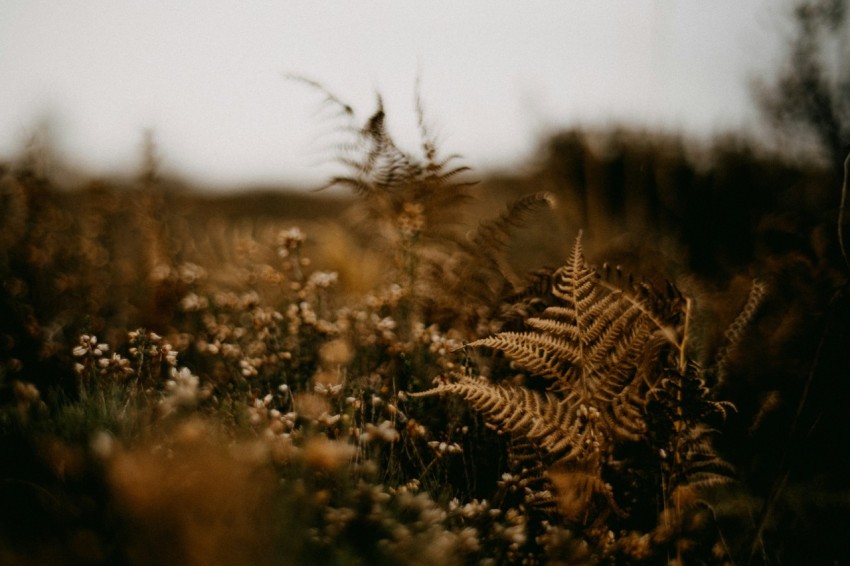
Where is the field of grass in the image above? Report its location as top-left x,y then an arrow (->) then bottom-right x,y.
2,103 -> 850,565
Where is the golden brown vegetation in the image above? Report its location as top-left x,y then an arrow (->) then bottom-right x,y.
3,64 -> 850,564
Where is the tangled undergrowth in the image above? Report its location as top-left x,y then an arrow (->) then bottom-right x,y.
2,86 -> 848,565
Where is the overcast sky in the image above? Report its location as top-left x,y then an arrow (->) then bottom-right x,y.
0,1 -> 794,189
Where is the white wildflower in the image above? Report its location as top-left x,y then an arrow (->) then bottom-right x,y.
161,367 -> 200,414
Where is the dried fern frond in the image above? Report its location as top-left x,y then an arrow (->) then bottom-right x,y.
342,97 -> 474,229
676,439 -> 736,492
413,232 -> 737,541
410,375 -> 587,465
497,268 -> 559,330
470,192 -> 557,256
298,80 -> 558,341
467,192 -> 557,290
714,279 -> 766,383
411,374 -> 621,518
465,234 -> 676,444
647,365 -> 737,513
284,73 -> 354,118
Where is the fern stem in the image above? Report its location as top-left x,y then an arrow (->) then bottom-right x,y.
678,298 -> 692,374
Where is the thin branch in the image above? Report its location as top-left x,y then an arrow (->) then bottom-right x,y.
838,152 -> 850,271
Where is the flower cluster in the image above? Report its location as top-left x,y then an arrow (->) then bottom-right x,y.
72,334 -> 133,380
160,366 -> 205,415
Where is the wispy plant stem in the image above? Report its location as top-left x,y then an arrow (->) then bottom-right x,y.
838,152 -> 850,272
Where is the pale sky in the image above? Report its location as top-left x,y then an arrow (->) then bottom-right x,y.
0,1 -> 793,189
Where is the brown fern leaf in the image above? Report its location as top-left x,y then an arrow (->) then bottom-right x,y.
497,268 -> 559,330
415,234 -> 688,472
464,191 -> 556,291
410,375 -> 596,466
714,279 -> 766,384
467,233 -> 676,442
470,192 -> 557,256
325,90 -> 476,246
414,233 -> 737,542
417,193 -> 556,335
284,74 -> 354,117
